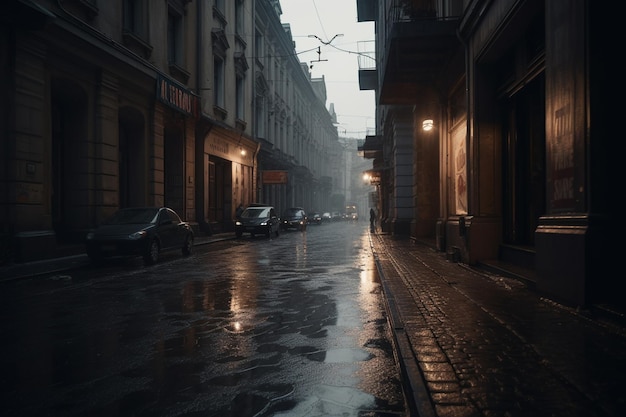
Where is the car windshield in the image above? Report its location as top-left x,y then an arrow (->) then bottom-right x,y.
283,208 -> 301,217
242,207 -> 270,218
104,208 -> 159,225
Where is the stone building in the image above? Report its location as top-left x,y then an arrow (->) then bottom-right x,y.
357,0 -> 620,309
1,0 -> 342,262
254,0 -> 344,215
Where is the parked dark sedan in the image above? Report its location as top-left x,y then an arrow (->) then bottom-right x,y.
308,212 -> 322,225
235,206 -> 280,238
281,207 -> 308,231
85,207 -> 194,265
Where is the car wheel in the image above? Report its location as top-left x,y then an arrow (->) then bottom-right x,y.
182,235 -> 193,256
143,240 -> 160,265
236,230 -> 242,238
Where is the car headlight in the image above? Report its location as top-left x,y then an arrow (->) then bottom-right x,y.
260,221 -> 267,226
129,230 -> 147,240
235,221 -> 242,226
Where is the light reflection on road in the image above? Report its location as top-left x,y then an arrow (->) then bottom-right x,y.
0,221 -> 407,417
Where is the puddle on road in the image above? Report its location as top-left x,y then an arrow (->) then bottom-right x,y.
304,347 -> 373,363
323,348 -> 373,363
272,384 -> 376,417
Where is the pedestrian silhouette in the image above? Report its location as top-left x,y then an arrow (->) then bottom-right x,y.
235,203 -> 244,220
369,208 -> 376,231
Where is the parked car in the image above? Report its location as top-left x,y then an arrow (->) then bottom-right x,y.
309,212 -> 322,225
235,206 -> 280,238
85,206 -> 194,265
281,207 -> 308,231
322,212 -> 332,221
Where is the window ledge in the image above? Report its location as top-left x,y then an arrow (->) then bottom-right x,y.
236,119 -> 247,131
168,63 -> 190,84
213,105 -> 228,120
122,31 -> 153,59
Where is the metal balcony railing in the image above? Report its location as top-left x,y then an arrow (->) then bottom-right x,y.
383,0 -> 462,44
357,40 -> 376,71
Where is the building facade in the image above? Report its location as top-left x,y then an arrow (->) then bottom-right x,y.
357,0 -> 620,310
1,0 -> 343,263
254,0 -> 344,216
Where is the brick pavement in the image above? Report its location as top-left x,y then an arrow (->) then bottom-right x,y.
369,232 -> 626,417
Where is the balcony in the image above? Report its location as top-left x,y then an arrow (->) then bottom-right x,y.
356,0 -> 377,22
358,135 -> 382,159
379,0 -> 461,104
357,40 -> 377,91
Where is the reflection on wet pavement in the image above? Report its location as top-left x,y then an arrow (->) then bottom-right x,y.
0,222 -> 407,416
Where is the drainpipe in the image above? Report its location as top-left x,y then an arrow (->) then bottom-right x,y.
195,0 -> 204,229
251,0 -> 259,203
197,0 -> 203,95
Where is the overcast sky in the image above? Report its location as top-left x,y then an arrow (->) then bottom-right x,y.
278,0 -> 376,139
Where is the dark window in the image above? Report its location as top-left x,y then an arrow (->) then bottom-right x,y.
167,10 -> 182,64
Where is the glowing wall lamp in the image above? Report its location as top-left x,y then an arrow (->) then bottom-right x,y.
422,119 -> 434,131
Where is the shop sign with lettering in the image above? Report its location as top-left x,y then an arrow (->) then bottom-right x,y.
157,76 -> 199,118
262,170 -> 288,184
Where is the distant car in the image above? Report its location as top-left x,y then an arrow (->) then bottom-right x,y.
309,212 -> 322,225
347,212 -> 359,221
85,206 -> 194,265
235,206 -> 280,238
331,211 -> 343,221
345,204 -> 359,221
281,207 -> 308,231
322,212 -> 332,221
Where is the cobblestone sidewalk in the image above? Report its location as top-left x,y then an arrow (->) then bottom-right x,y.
370,232 -> 626,417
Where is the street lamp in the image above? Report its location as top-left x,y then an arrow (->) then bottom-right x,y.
308,34 -> 344,45
422,119 -> 434,131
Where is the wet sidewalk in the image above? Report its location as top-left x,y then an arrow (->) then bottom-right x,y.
369,232 -> 626,417
0,233 -> 235,282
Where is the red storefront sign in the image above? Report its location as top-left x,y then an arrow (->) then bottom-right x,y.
262,170 -> 288,184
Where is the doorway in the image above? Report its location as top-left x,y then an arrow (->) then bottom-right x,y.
207,156 -> 232,232
119,106 -> 146,208
502,73 -> 546,247
51,78 -> 88,242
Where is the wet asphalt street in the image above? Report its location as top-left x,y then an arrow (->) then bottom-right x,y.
0,221 -> 407,417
